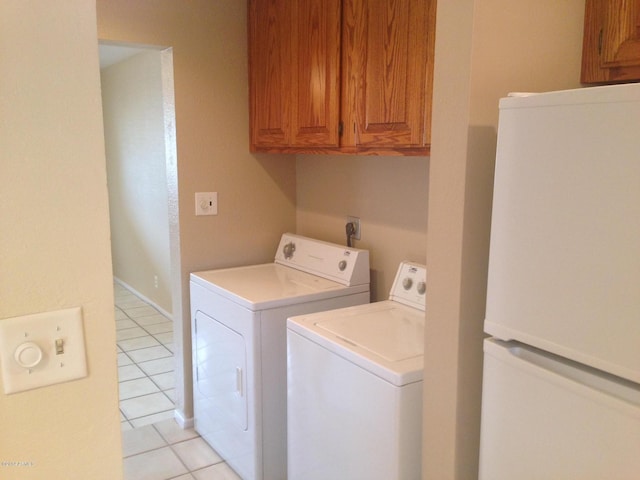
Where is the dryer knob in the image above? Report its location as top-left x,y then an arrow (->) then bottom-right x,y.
417,281 -> 426,295
402,277 -> 413,290
283,242 -> 296,259
338,260 -> 347,271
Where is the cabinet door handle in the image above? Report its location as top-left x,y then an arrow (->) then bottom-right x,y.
598,28 -> 603,55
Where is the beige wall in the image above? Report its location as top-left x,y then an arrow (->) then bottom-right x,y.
0,1 -> 122,478
102,49 -> 173,314
0,0 -> 593,477
296,155 -> 429,301
96,0 -> 297,422
423,1 -> 585,479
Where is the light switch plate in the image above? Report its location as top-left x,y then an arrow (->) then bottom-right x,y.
195,192 -> 218,216
0,307 -> 87,394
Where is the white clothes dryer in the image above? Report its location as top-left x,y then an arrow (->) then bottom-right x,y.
286,262 -> 426,480
190,234 -> 370,480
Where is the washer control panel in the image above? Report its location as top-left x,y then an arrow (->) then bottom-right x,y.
275,233 -> 370,286
389,262 -> 427,310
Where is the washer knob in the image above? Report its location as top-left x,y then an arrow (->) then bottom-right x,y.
283,242 -> 296,259
417,281 -> 426,295
402,277 -> 413,290
14,341 -> 43,369
338,260 -> 347,271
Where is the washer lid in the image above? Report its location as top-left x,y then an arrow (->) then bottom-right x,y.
315,306 -> 424,362
287,301 -> 425,386
191,263 -> 368,310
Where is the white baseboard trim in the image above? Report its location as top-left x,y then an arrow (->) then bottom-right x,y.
113,277 -> 173,320
174,409 -> 194,429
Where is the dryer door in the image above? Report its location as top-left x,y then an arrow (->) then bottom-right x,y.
194,310 -> 248,433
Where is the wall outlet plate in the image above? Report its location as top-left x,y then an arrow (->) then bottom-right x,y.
0,307 -> 87,394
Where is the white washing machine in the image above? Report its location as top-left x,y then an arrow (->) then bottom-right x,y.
190,233 -> 370,480
287,261 -> 426,480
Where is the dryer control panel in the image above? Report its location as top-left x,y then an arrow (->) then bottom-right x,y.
389,262 -> 427,310
275,233 -> 370,287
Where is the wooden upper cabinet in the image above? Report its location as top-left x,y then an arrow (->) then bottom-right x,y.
249,0 -> 340,150
248,0 -> 436,155
249,0 -> 291,147
342,0 -> 434,150
582,0 -> 640,83
291,1 -> 342,147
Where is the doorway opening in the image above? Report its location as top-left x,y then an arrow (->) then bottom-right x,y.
98,42 -> 184,429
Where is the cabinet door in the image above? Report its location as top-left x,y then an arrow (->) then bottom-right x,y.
249,0 -> 291,148
249,0 -> 340,149
342,0 -> 435,149
291,0 -> 341,147
582,0 -> 640,83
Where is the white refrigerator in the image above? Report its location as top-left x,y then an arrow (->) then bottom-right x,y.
479,84 -> 640,479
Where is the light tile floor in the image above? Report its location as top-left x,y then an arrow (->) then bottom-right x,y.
115,282 -> 241,480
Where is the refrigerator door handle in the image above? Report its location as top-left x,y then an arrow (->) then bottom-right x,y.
485,339 -> 640,412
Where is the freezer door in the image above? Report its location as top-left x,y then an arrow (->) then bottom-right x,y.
479,339 -> 640,480
486,85 -> 640,383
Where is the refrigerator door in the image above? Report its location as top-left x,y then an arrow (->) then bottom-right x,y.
479,339 -> 640,480
485,84 -> 640,383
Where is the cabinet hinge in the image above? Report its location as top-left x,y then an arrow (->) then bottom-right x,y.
338,121 -> 344,136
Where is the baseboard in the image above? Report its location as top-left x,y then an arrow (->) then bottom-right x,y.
174,408 -> 194,429
113,277 -> 173,320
